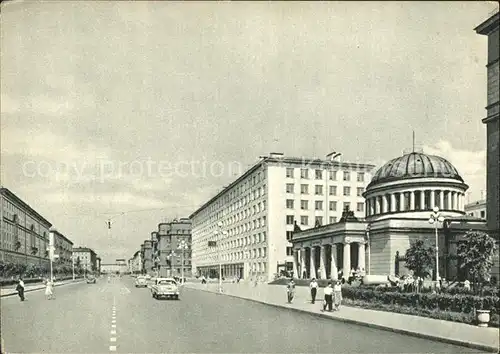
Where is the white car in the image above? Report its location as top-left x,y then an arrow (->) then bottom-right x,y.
151,278 -> 180,300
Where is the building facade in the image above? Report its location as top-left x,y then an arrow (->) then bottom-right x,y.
291,151 -> 496,282
52,229 -> 74,268
72,247 -> 98,272
465,199 -> 487,219
116,258 -> 127,274
155,218 -> 192,278
0,187 -> 52,268
476,12 -> 500,240
128,251 -> 142,273
142,240 -> 153,274
190,153 -> 375,281
101,263 -> 121,274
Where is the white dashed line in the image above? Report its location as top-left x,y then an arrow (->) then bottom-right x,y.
110,338 -> 117,342
110,297 -> 118,352
109,346 -> 116,351
111,320 -> 116,324
111,324 -> 116,328
110,330 -> 116,335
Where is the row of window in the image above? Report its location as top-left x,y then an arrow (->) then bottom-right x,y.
201,246 -> 268,263
286,168 -> 365,182
2,200 -> 50,235
286,212 -> 363,226
286,200 -> 364,212
196,231 -> 267,252
285,184 -> 364,196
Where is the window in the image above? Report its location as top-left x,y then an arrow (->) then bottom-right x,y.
286,168 -> 294,178
329,171 -> 337,180
315,170 -> 322,180
357,172 -> 365,182
300,169 -> 309,179
357,203 -> 364,212
315,216 -> 323,226
286,231 -> 293,241
286,199 -> 294,209
329,201 -> 337,211
357,187 -> 364,197
286,215 -> 294,225
300,216 -> 308,225
300,184 -> 309,194
343,187 -> 351,196
300,200 -> 309,210
286,247 -> 294,256
315,185 -> 323,195
315,201 -> 323,210
343,171 -> 350,181
481,211 -> 486,218
329,216 -> 337,224
286,183 -> 294,193
343,202 -> 351,210
329,186 -> 337,196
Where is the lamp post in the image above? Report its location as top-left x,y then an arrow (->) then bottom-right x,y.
365,224 -> 371,275
178,240 -> 189,284
72,256 -> 75,281
166,250 -> 177,278
429,206 -> 445,282
214,221 -> 227,293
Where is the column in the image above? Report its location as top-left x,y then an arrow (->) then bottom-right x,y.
450,192 -> 455,210
420,190 -> 425,210
390,194 -> 396,212
365,200 -> 370,216
399,192 -> 405,212
375,197 -> 381,214
410,191 -> 415,210
292,249 -> 299,278
310,247 -> 317,279
370,198 -> 375,215
439,190 -> 444,210
430,189 -> 436,209
343,241 -> 351,280
358,242 -> 366,271
382,195 -> 388,213
300,248 -> 307,279
319,245 -> 326,279
331,244 -> 338,280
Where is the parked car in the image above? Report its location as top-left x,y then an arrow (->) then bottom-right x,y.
86,275 -> 96,284
151,278 -> 179,300
135,276 -> 148,288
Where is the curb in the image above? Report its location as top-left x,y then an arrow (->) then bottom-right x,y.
186,286 -> 499,353
0,280 -> 85,298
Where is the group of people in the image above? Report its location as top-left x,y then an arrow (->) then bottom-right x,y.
286,278 -> 343,312
15,277 -> 55,302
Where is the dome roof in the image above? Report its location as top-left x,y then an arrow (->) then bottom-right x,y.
367,152 -> 464,188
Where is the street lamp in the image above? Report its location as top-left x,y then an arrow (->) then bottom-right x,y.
178,240 -> 190,284
429,206 -> 445,282
214,221 -> 227,293
365,224 -> 371,275
166,250 -> 178,278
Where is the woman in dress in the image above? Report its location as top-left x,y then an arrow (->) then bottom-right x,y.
333,280 -> 342,310
45,278 -> 54,300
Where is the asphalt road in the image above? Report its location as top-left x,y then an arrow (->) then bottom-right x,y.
1,276 -> 485,353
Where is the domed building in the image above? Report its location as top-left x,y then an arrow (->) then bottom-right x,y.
291,151 -> 489,282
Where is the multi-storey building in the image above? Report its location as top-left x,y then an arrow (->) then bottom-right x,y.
72,247 -> 98,272
0,187 -> 52,268
96,257 -> 101,274
128,251 -> 142,274
142,240 -> 153,274
155,218 -> 192,277
101,263 -> 120,274
116,258 -> 127,274
465,199 -> 487,220
476,11 -> 499,240
190,153 -> 375,281
52,229 -> 74,268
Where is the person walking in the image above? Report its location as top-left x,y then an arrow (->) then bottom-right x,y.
16,277 -> 25,302
309,278 -> 318,304
333,280 -> 342,311
45,278 -> 54,300
286,278 -> 296,303
322,282 -> 334,312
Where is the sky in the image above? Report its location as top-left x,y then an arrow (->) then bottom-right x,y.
1,1 -> 498,262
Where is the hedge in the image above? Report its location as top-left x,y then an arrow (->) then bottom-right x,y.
0,275 -> 83,287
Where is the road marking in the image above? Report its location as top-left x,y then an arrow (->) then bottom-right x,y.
111,320 -> 116,324
109,346 -> 116,351
110,330 -> 116,335
110,337 -> 117,342
110,297 -> 117,352
111,324 -> 116,328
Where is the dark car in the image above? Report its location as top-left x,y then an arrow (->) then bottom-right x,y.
86,275 -> 96,284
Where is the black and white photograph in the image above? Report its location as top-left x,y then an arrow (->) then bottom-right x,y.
0,1 -> 499,353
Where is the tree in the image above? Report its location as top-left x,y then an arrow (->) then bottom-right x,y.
405,239 -> 435,289
457,230 -> 497,295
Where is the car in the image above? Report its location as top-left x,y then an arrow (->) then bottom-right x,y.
151,278 -> 179,300
86,275 -> 96,284
135,276 -> 148,287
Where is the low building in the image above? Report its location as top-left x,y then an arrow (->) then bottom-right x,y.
72,247 -> 98,273
465,199 -> 487,220
0,187 -> 52,269
155,218 -> 192,278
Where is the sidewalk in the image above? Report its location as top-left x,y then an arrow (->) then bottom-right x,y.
1,278 -> 85,298
184,282 -> 499,353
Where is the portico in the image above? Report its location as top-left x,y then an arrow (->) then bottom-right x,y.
292,209 -> 367,280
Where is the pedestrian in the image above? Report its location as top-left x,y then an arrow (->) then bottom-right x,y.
45,278 -> 54,300
322,282 -> 333,312
286,278 -> 296,303
16,277 -> 25,302
464,279 -> 471,291
309,278 -> 318,304
333,280 -> 342,310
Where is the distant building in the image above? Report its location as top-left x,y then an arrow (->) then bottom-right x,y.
72,247 -> 98,273
142,240 -> 153,274
476,11 -> 499,240
0,187 -> 52,268
52,229 -> 74,268
465,199 -> 487,220
154,218 -> 192,278
101,263 -> 120,274
96,257 -> 101,274
190,153 -> 375,281
115,258 -> 127,273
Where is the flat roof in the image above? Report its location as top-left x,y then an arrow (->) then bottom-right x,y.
189,155 -> 376,219
0,187 -> 52,227
475,11 -> 499,35
52,230 -> 74,245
